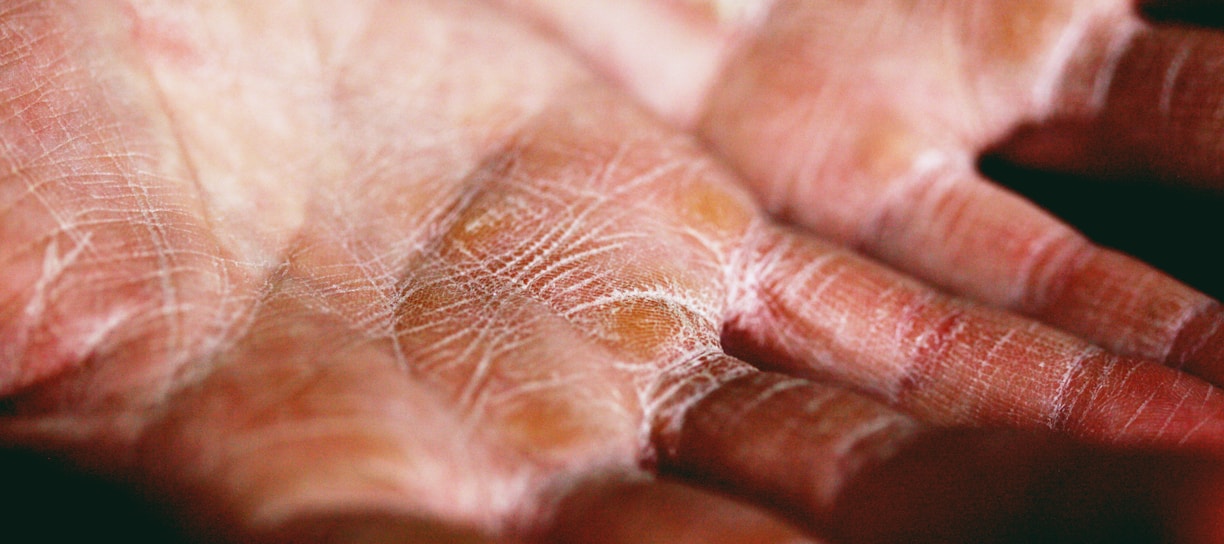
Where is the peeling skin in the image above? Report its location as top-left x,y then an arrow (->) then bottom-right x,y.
511,0 -> 1224,376
3,0 -> 766,537
5,1 -> 1224,543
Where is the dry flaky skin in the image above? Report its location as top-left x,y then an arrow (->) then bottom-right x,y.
508,0 -> 1224,378
3,1 -> 1224,543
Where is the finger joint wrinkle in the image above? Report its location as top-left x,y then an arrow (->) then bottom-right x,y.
1018,0 -> 1135,112
1086,18 -> 1143,112
641,349 -> 755,452
1010,224 -> 1094,315
1158,36 -> 1195,116
854,149 -> 964,254
1167,301 -> 1224,374
890,299 -> 971,405
722,227 -> 840,342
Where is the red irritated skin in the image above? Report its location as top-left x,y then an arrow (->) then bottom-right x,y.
3,1 -> 1224,543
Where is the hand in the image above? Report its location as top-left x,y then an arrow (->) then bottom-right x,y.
2,1 -> 1223,543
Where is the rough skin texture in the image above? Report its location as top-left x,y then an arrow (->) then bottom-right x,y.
4,1 -> 1224,543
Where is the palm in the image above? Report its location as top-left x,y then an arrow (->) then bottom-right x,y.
2,1 -> 1224,543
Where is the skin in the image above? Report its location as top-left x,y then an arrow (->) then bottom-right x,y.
1,0 -> 1223,542
505,0 -> 1224,376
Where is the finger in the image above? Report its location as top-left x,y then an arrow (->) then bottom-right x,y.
847,165 -> 1224,387
537,470 -> 820,544
723,225 -> 1224,450
650,371 -> 921,517
659,369 -> 1224,543
976,158 -> 1224,305
996,25 -> 1224,192
503,0 -> 1224,382
824,432 -> 1165,544
645,353 -> 1047,542
654,370 -> 1017,543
